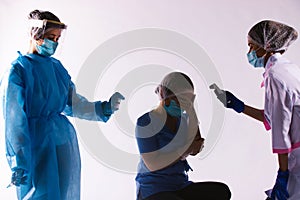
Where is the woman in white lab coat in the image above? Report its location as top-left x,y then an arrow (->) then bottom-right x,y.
211,20 -> 299,200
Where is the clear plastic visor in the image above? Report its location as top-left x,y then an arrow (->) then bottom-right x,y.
28,19 -> 67,41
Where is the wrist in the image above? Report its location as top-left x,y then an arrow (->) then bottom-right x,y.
235,101 -> 245,113
279,168 -> 289,172
12,167 -> 26,172
102,101 -> 112,116
277,169 -> 289,179
278,168 -> 289,173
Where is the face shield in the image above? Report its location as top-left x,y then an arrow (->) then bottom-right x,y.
29,19 -> 67,56
29,19 -> 67,40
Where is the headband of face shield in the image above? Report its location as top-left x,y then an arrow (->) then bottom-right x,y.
29,19 -> 67,40
155,72 -> 195,103
248,20 -> 298,52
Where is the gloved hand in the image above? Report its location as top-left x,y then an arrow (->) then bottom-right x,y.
10,168 -> 28,187
271,169 -> 289,200
103,92 -> 125,115
223,91 -> 245,113
210,85 -> 245,113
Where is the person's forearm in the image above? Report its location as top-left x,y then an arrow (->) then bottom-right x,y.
142,138 -> 196,171
242,105 -> 264,122
278,153 -> 288,171
142,150 -> 182,172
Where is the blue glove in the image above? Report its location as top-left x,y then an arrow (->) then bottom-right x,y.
10,168 -> 27,187
271,169 -> 289,200
214,90 -> 245,113
103,92 -> 125,115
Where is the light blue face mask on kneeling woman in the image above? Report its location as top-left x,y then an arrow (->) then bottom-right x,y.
164,100 -> 183,117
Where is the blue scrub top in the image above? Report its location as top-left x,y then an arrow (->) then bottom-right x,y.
135,111 -> 192,199
1,53 -> 109,200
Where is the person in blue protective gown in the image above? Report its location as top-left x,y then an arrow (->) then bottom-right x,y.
0,10 -> 125,200
135,72 -> 231,200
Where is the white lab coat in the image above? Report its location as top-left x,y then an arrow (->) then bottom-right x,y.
263,53 -> 300,199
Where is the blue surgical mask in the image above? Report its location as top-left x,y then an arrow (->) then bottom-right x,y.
36,38 -> 58,57
164,100 -> 183,117
247,50 -> 265,68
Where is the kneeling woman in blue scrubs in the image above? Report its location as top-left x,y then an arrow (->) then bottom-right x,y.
135,72 -> 231,200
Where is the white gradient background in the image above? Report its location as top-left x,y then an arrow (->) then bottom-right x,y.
0,0 -> 300,199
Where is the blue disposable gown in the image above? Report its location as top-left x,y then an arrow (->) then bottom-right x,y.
1,53 -> 110,200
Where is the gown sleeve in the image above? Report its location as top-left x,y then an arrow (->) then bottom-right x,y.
2,64 -> 31,172
63,81 -> 111,122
